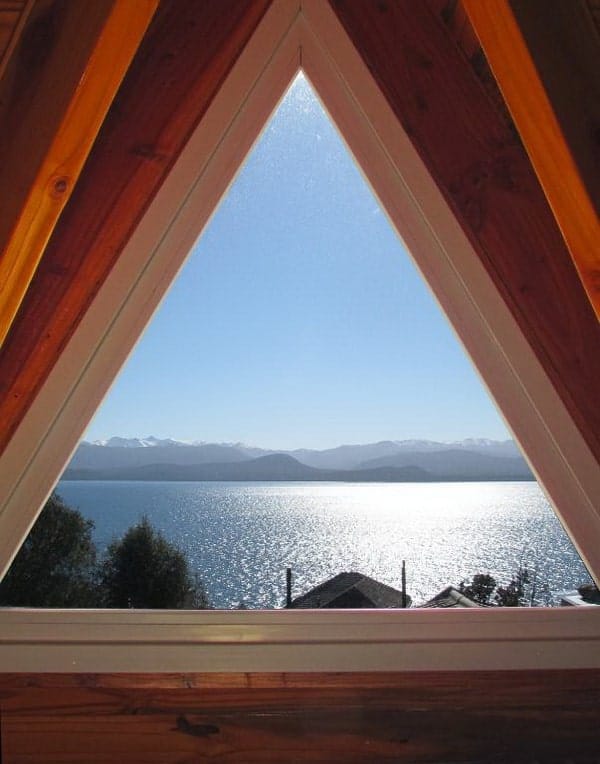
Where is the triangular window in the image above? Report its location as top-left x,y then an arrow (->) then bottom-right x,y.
2,75 -> 592,611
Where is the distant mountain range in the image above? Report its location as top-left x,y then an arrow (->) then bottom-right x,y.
63,437 -> 534,482
65,453 -> 434,483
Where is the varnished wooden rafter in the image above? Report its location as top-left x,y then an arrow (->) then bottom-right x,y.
330,0 -> 600,463
463,0 -> 600,319
0,0 -> 158,348
0,0 -> 272,453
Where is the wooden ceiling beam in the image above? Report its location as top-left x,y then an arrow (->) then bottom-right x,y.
0,0 -> 158,348
463,0 -> 600,319
330,0 -> 600,464
0,0 -> 272,454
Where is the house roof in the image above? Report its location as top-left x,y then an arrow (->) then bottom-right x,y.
291,572 -> 411,609
419,586 -> 480,609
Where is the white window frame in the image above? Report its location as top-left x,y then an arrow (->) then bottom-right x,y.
0,0 -> 598,673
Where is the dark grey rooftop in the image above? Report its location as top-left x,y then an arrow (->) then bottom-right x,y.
290,571 -> 411,609
418,586 -> 480,608
578,583 -> 600,604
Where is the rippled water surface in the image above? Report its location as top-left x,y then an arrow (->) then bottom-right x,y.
57,480 -> 590,608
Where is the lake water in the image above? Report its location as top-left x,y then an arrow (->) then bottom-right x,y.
57,480 -> 591,608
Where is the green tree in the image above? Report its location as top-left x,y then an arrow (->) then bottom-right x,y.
0,493 -> 99,607
99,517 -> 209,609
459,564 -> 549,607
494,566 -> 530,607
458,573 -> 497,605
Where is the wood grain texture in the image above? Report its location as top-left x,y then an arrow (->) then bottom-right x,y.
0,0 -> 157,347
0,0 -> 26,65
425,0 -> 517,135
0,0 -> 117,339
1,671 -> 600,762
1,667 -> 600,693
589,0 -> 600,36
0,0 -> 271,454
0,9 -> 20,60
508,0 -> 600,212
330,0 -> 600,465
426,0 -> 481,60
464,0 -> 600,319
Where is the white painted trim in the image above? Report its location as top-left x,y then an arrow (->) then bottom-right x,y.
1,608 -> 600,672
0,0 -> 598,673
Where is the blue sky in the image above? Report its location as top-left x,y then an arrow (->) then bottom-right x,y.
85,74 -> 510,449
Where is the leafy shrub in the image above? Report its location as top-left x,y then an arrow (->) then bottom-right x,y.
458,573 -> 497,605
459,565 -> 550,607
0,496 -> 210,610
99,516 -> 209,609
0,493 -> 99,607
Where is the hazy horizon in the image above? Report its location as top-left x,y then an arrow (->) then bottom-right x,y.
82,433 -> 517,451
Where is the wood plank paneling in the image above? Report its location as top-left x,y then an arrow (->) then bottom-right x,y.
0,0 -> 113,262
0,8 -> 20,59
0,0 -> 26,65
2,667 -> 600,699
589,0 -> 600,35
330,0 -> 600,465
0,0 -> 157,347
0,0 -> 119,309
507,0 -> 600,212
464,0 -> 600,319
0,0 -> 272,454
426,0 -> 481,60
425,0 -> 517,134
2,671 -> 600,762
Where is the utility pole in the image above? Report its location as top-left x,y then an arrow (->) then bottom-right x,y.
286,567 -> 293,608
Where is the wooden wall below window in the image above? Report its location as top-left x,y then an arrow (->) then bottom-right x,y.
1,670 -> 599,762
